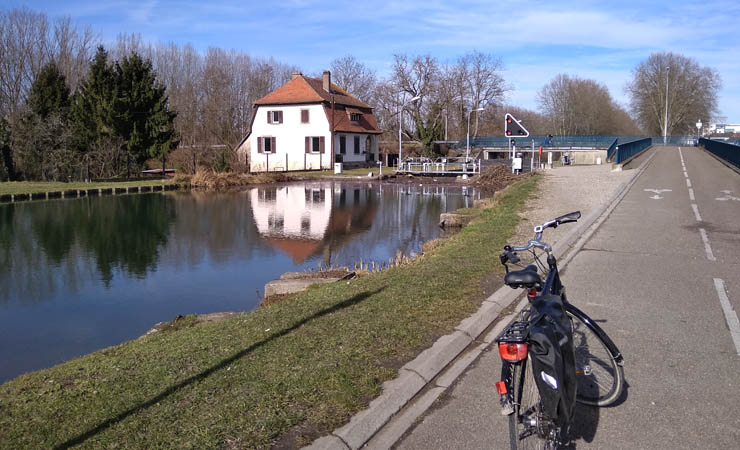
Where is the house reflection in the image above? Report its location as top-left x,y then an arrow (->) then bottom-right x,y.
250,182 -> 378,265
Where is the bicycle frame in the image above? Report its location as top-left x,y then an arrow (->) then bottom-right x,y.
496,247 -> 624,418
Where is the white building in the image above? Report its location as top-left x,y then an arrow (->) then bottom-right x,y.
238,71 -> 382,172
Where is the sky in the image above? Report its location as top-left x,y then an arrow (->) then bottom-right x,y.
6,0 -> 740,122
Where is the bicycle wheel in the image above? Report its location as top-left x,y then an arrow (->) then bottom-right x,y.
567,311 -> 624,406
508,356 -> 559,450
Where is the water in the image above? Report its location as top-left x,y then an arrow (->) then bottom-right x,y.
0,181 -> 483,383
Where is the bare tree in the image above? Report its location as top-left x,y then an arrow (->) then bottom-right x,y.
538,74 -> 639,135
457,51 -> 507,137
391,54 -> 444,154
330,55 -> 377,103
0,8 -> 51,118
626,52 -> 720,136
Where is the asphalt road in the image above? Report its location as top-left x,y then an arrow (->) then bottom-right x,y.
396,146 -> 740,449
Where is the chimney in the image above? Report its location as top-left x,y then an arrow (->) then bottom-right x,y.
322,70 -> 331,93
291,71 -> 302,80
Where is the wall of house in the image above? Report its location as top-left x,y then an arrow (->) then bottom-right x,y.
334,133 -> 379,165
250,104 -> 331,172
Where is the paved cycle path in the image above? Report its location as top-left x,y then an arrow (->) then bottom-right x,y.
396,146 -> 740,449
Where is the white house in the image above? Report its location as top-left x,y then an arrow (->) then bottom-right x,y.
238,71 -> 382,172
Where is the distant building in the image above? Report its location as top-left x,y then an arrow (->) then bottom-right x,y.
237,71 -> 382,172
708,123 -> 740,134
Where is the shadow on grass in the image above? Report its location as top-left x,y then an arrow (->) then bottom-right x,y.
54,286 -> 386,450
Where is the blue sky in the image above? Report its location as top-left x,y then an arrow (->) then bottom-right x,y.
7,0 -> 740,122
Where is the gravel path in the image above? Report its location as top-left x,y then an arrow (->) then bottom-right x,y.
510,164 -> 632,249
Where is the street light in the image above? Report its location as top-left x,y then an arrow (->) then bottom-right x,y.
466,107 -> 485,161
696,119 -> 702,140
664,66 -> 670,145
398,95 -> 421,170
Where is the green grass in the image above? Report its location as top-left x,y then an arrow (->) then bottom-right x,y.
0,179 -> 174,196
0,176 -> 539,449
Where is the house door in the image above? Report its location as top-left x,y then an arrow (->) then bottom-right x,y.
365,136 -> 373,162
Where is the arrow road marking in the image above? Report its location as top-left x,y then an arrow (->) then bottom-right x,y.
715,190 -> 740,201
644,189 -> 672,200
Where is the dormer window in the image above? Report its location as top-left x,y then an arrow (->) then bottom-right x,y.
346,107 -> 363,123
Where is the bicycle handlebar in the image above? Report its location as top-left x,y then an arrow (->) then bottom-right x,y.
505,211 -> 581,254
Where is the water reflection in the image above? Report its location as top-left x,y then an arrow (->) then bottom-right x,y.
0,182 -> 483,383
250,182 -> 378,265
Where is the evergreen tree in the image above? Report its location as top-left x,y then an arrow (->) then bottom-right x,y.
27,63 -> 70,119
13,62 -> 73,180
0,118 -> 14,181
113,51 -> 177,176
70,46 -> 118,171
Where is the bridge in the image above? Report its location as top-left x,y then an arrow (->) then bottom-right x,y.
308,139 -> 740,449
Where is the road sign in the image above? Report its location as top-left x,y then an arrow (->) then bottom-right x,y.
505,113 -> 529,138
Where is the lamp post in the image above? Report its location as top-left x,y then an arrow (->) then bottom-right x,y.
696,120 -> 702,141
466,107 -> 485,161
398,95 -> 421,170
663,66 -> 670,145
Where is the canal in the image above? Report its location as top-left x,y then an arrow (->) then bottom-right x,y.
0,180 -> 483,383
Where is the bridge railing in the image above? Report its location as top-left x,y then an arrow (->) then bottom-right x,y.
698,138 -> 740,169
606,138 -> 619,162
463,135 -> 647,149
650,136 -> 698,146
615,138 -> 652,164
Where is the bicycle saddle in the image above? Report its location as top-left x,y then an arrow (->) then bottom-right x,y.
504,265 -> 542,289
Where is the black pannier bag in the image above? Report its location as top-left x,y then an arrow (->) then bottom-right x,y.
528,294 -> 577,427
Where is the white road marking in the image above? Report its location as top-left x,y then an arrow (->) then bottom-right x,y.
713,278 -> 740,356
699,228 -> 716,261
689,188 -> 695,201
644,189 -> 671,199
715,190 -> 740,202
683,171 -> 688,177
686,178 -> 692,188
691,203 -> 703,221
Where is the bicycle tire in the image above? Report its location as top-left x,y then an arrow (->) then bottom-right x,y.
508,356 -> 559,450
567,311 -> 624,406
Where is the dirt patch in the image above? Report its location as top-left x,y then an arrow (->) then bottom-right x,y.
472,165 -> 532,191
140,312 -> 242,338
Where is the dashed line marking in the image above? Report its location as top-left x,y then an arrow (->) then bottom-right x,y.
713,278 -> 740,356
686,178 -> 692,188
691,203 -> 703,221
689,188 -> 695,201
699,228 -> 716,261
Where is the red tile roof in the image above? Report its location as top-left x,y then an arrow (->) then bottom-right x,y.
254,74 -> 373,109
325,104 -> 382,134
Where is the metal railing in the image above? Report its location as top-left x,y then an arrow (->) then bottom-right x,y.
398,156 -> 482,175
699,138 -> 740,169
614,138 -> 652,164
606,138 -> 619,162
650,136 -> 699,146
463,135 -> 647,149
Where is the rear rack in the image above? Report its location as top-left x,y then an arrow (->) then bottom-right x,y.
495,319 -> 529,343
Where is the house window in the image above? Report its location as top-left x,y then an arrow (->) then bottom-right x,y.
339,136 -> 346,154
354,136 -> 361,154
267,110 -> 283,124
258,136 -> 276,153
305,136 -> 325,153
301,109 -> 309,123
350,113 -> 361,122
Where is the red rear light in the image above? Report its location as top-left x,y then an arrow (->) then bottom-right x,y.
527,288 -> 537,298
496,381 -> 507,394
498,342 -> 528,362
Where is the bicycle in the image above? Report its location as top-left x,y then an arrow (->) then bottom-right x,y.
495,211 -> 625,449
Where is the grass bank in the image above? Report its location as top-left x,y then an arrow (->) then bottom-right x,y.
0,179 -> 174,196
0,175 -> 539,449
